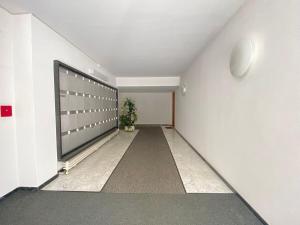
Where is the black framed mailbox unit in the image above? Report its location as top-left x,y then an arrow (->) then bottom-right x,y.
54,61 -> 118,161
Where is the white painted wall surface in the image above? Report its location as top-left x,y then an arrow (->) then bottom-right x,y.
0,10 -> 116,196
119,92 -> 172,125
116,77 -> 180,87
31,16 -> 116,185
0,8 -> 19,197
175,1 -> 300,224
13,14 -> 38,187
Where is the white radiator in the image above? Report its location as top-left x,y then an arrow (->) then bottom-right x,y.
62,129 -> 119,174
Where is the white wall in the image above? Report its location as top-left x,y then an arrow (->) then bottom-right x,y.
175,0 -> 300,224
31,16 -> 116,185
13,14 -> 38,187
0,9 -> 116,196
119,92 -> 172,125
0,7 -> 19,197
116,77 -> 180,87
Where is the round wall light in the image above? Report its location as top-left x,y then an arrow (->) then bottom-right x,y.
181,82 -> 187,96
230,38 -> 255,78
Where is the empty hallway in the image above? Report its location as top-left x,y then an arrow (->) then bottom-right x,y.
1,0 -> 299,224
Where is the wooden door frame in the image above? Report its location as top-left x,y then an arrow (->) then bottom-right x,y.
172,92 -> 175,127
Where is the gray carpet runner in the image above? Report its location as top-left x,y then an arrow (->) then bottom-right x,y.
0,190 -> 264,225
101,127 -> 186,193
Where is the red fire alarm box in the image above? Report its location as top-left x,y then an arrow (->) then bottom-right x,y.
0,105 -> 12,117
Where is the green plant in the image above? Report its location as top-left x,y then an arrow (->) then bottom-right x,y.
119,98 -> 137,128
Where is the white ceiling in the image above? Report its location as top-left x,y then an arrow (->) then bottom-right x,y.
0,0 -> 245,77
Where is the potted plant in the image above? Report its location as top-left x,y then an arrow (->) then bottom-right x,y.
119,98 -> 137,131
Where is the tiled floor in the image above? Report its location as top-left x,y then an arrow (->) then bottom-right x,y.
44,127 -> 231,193
43,130 -> 138,192
162,126 -> 232,193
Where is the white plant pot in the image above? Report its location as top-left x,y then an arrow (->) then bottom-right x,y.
124,125 -> 135,132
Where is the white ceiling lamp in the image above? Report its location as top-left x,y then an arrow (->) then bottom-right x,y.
230,38 -> 256,78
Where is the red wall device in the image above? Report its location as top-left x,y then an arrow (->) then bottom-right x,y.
0,105 -> 12,117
